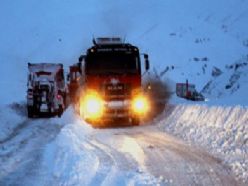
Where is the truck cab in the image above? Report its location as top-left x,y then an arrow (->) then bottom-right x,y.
78,38 -> 150,126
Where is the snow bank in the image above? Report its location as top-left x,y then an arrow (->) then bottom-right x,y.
41,108 -> 97,186
41,108 -> 162,186
159,104 -> 248,183
0,104 -> 26,142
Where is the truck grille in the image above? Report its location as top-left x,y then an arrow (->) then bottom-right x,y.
104,108 -> 129,118
104,83 -> 130,99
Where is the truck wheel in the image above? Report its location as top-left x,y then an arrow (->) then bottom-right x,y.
63,94 -> 67,107
57,105 -> 63,118
27,106 -> 33,118
131,117 -> 140,126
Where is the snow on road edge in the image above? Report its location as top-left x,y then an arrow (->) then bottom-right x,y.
41,107 -> 99,186
158,104 -> 248,183
0,104 -> 26,142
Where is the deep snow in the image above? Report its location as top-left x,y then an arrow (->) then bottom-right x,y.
0,103 -> 26,142
158,104 -> 248,183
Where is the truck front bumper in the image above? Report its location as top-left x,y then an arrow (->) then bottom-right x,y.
104,100 -> 131,118
83,100 -> 132,122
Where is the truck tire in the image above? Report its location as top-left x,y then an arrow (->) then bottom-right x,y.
57,105 -> 63,118
131,117 -> 140,126
27,106 -> 33,118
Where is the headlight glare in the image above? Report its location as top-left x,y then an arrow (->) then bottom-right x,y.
82,92 -> 104,119
132,95 -> 149,115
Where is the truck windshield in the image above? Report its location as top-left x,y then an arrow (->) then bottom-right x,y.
86,52 -> 140,75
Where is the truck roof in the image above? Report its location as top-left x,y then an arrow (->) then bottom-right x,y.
87,43 -> 139,55
91,37 -> 138,50
94,37 -> 124,45
28,63 -> 63,73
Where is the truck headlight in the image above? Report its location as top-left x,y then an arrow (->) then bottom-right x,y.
82,92 -> 104,119
132,95 -> 149,115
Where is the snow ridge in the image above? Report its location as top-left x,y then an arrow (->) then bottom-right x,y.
159,104 -> 248,183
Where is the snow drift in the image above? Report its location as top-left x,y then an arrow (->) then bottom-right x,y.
159,104 -> 248,183
0,103 -> 26,142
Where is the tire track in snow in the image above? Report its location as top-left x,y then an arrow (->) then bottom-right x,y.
89,130 -> 165,186
86,140 -> 114,186
132,132 -> 240,186
88,139 -> 140,186
0,119 -> 30,144
0,119 -> 63,186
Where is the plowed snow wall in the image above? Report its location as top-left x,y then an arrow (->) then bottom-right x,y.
159,104 -> 248,183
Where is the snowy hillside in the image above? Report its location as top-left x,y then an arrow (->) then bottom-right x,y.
1,0 -> 248,105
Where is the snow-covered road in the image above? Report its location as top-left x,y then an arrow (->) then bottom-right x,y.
0,118 -> 63,186
87,128 -> 238,186
0,108 -> 240,186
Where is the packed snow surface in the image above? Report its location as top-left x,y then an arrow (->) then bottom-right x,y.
0,105 -> 246,185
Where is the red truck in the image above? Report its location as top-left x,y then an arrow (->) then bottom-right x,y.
176,80 -> 204,101
67,61 -> 83,104
75,38 -> 150,127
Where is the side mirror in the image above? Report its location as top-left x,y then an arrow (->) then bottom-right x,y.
77,62 -> 82,74
144,54 -> 150,71
78,55 -> 83,62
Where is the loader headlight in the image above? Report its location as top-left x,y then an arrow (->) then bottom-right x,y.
82,92 -> 104,119
132,95 -> 149,115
